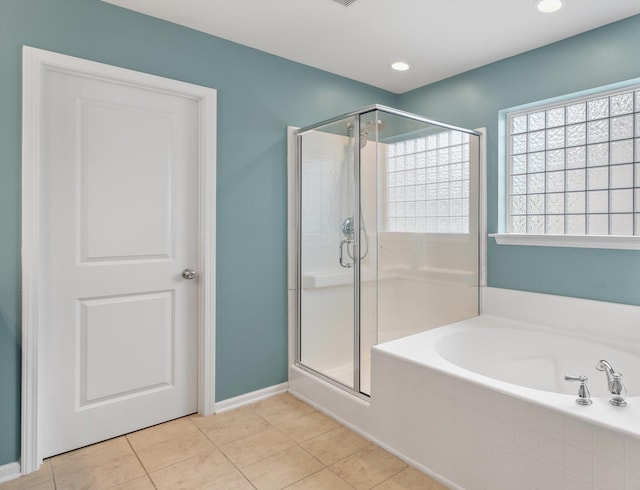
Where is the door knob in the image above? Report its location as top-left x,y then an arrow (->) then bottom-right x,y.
182,269 -> 197,280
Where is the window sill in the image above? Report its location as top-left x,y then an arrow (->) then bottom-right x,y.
489,233 -> 640,250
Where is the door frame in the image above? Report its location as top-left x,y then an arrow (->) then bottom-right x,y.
20,46 -> 217,474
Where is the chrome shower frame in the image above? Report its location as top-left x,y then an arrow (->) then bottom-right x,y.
294,104 -> 481,399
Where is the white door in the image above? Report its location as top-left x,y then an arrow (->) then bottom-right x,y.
39,64 -> 199,457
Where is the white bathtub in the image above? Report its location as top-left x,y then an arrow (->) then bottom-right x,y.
376,315 -> 640,438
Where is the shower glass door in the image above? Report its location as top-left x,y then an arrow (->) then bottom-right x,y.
298,115 -> 358,391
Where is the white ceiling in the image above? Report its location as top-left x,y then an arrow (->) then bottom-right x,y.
103,0 -> 640,94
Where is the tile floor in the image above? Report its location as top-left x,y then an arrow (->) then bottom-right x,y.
1,393 -> 449,490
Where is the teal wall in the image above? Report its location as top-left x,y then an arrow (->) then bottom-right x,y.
0,0 -> 395,465
399,14 -> 640,305
2,0 -> 640,470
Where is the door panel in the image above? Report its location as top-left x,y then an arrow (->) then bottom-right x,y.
79,291 -> 174,406
41,68 -> 198,457
79,99 -> 174,261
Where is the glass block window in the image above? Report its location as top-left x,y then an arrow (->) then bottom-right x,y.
386,130 -> 470,233
508,87 -> 640,235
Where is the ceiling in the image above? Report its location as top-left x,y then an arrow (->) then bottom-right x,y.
103,0 -> 640,94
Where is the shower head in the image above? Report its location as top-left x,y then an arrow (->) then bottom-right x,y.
346,119 -> 384,148
364,120 -> 385,132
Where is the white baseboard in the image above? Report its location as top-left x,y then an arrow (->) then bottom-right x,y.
0,462 -> 21,484
214,382 -> 289,414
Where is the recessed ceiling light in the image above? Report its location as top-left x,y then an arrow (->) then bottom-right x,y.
391,61 -> 410,72
535,0 -> 563,13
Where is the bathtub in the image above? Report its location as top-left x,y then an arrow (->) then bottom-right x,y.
371,314 -> 640,490
375,315 -> 640,436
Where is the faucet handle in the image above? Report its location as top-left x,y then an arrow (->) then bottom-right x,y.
564,375 -> 592,405
609,373 -> 627,407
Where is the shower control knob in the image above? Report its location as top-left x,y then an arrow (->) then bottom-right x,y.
182,269 -> 197,280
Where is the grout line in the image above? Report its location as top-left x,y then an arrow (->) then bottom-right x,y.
48,459 -> 58,490
125,436 -> 157,489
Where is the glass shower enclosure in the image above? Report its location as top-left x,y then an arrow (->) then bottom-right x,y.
295,105 -> 480,396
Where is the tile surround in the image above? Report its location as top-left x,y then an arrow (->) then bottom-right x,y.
370,347 -> 640,490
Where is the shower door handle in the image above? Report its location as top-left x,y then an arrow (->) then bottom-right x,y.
339,240 -> 353,268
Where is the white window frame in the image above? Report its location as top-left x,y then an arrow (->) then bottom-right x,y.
491,77 -> 640,250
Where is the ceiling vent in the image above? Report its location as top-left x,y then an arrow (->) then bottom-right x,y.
334,0 -> 359,6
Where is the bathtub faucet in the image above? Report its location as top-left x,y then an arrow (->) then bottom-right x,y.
596,360 -> 627,407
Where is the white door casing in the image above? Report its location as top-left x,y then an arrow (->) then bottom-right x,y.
21,46 -> 216,472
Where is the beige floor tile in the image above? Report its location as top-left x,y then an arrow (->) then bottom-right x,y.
373,467 -> 450,489
242,446 -> 324,490
190,405 -> 256,431
252,393 -> 316,425
109,475 -> 156,489
51,437 -> 133,471
50,437 -> 145,490
277,410 -> 340,443
195,468 -> 254,489
329,445 -> 407,490
127,416 -> 199,451
18,482 -> 54,490
285,468 -> 354,489
194,408 -> 272,446
149,448 -> 237,489
300,427 -> 372,466
0,460 -> 53,490
218,427 -> 296,468
135,430 -> 215,472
